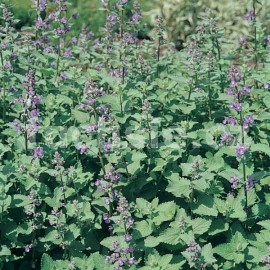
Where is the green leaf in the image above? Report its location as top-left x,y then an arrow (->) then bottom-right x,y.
0,246 -> 11,256
133,220 -> 154,239
251,143 -> 270,157
191,218 -> 212,235
72,109 -> 90,123
257,220 -> 270,230
159,254 -> 173,268
144,236 -> 160,247
201,243 -> 216,264
208,218 -> 229,235
158,228 -> 184,245
10,194 -> 31,207
191,195 -> 218,217
41,254 -> 55,270
127,134 -> 147,149
153,201 -> 177,225
166,177 -> 191,199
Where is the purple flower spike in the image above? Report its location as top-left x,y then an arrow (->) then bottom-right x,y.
104,141 -> 111,153
235,144 -> 249,158
244,9 -> 255,21
246,176 -> 255,192
241,85 -> 251,95
228,66 -> 242,87
85,124 -> 97,133
231,175 -> 239,189
223,116 -> 238,126
243,115 -> 254,129
220,132 -> 234,144
76,144 -> 89,155
13,119 -> 22,132
124,233 -> 132,242
229,101 -> 242,112
33,147 -> 44,159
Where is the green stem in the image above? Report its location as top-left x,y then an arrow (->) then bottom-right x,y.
0,51 -> 6,121
157,37 -> 161,78
54,38 -> 61,83
215,38 -> 224,92
253,0 -> 258,71
93,108 -> 106,175
208,68 -> 212,120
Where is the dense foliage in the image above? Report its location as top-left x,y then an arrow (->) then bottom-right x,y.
1,0 -> 270,269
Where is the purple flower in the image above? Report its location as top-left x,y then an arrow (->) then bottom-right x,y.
128,257 -> 136,265
236,144 -> 249,158
29,109 -> 40,118
220,132 -> 234,144
3,61 -> 12,71
242,85 -> 251,95
228,66 -> 241,87
244,9 -> 255,21
231,175 -> 239,189
229,101 -> 242,112
239,36 -> 247,44
223,116 -> 238,126
264,83 -> 270,90
103,213 -> 110,223
63,49 -> 73,58
38,0 -> 47,11
85,124 -> 97,133
70,37 -> 77,45
246,176 -> 254,192
76,144 -> 89,155
104,197 -> 111,205
124,234 -> 132,242
33,147 -> 44,159
24,244 -> 32,253
126,217 -> 134,226
225,88 -> 234,96
60,72 -> 68,81
13,119 -> 22,132
29,118 -> 40,133
104,141 -> 111,153
36,17 -> 46,29
131,13 -> 141,23
101,0 -> 108,8
243,115 -> 254,129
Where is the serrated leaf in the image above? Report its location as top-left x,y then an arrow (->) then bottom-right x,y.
144,236 -> 160,247
133,220 -> 154,239
191,195 -> 218,217
158,228 -> 183,245
201,243 -> 216,264
166,177 -> 191,198
127,134 -> 147,149
257,220 -> 270,230
41,254 -> 55,270
191,218 -> 212,235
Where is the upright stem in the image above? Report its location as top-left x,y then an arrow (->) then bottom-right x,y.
238,93 -> 248,212
120,9 -> 125,116
60,172 -> 67,205
253,0 -> 258,71
157,37 -> 161,78
208,68 -> 212,120
54,38 -> 61,83
24,111 -> 28,154
93,107 -> 106,175
215,38 -> 224,92
0,51 -> 6,121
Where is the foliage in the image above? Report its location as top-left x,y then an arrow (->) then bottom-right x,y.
0,0 -> 270,270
